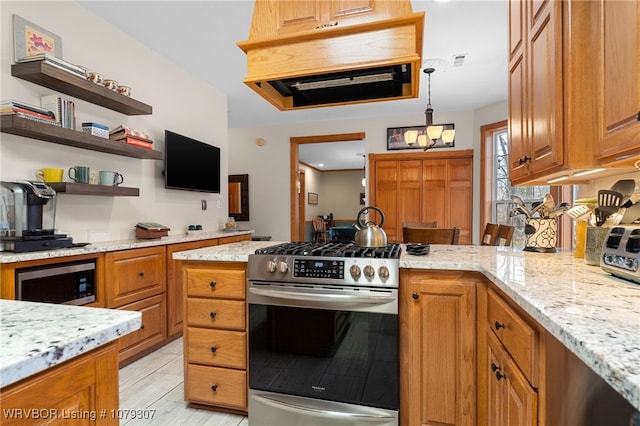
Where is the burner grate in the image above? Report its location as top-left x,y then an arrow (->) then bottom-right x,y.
255,242 -> 402,259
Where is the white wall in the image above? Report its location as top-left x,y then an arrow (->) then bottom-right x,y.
0,2 -> 231,242
229,101 -> 509,243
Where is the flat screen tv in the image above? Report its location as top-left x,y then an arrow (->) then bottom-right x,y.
164,130 -> 221,193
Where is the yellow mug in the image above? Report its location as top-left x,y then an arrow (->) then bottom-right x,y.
35,168 -> 64,182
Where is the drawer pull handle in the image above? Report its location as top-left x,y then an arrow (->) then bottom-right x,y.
494,321 -> 505,330
518,155 -> 531,165
210,281 -> 217,288
412,293 -> 419,300
496,371 -> 505,381
491,362 -> 500,372
138,271 -> 145,277
211,346 -> 218,353
210,312 -> 217,319
211,384 -> 218,392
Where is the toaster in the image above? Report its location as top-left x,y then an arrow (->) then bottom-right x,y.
600,226 -> 640,284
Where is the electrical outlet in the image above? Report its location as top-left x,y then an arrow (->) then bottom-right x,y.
201,200 -> 207,210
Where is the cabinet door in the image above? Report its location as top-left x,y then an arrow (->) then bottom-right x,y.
447,158 -> 473,244
487,332 -> 537,426
104,246 -> 166,308
597,0 -> 640,163
374,160 -> 401,242
400,270 -> 476,426
117,294 -> 167,364
397,160 -> 423,238
421,159 -> 447,230
526,0 -> 563,177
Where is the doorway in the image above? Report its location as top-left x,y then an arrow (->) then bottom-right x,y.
289,132 -> 366,241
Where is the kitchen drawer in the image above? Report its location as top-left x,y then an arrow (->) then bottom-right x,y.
185,267 -> 245,300
186,298 -> 245,330
105,246 -> 166,308
187,327 -> 246,369
185,364 -> 247,411
487,288 -> 539,386
117,294 -> 167,364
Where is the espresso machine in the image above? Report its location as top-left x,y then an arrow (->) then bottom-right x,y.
0,181 -> 73,252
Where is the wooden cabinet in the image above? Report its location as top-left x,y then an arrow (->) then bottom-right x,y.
183,261 -> 248,413
370,150 -> 473,244
399,269 -> 477,426
0,342 -> 119,426
104,246 -> 167,364
166,239 -> 220,337
595,0 -> 640,165
508,0 -> 638,184
104,246 -> 166,308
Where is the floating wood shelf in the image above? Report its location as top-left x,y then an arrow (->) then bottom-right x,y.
1,115 -> 164,160
11,61 -> 152,115
48,182 -> 140,196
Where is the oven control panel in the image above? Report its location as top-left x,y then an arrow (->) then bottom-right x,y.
293,259 -> 344,279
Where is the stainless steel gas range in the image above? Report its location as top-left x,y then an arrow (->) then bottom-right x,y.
247,242 -> 402,426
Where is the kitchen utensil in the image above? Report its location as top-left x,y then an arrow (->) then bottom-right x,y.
621,203 -> 640,224
610,179 -> 636,197
594,207 -> 609,227
510,195 -> 530,216
541,194 -> 555,218
604,208 -> 626,227
548,203 -> 569,219
598,189 -> 623,214
530,201 -> 544,217
566,205 -> 592,221
353,206 -> 388,247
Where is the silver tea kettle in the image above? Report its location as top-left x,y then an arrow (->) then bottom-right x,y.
353,206 -> 388,247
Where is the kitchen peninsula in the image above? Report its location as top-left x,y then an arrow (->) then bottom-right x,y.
174,241 -> 640,424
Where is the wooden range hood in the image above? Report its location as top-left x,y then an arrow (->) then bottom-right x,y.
237,0 -> 424,111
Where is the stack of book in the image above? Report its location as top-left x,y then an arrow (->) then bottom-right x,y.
41,94 -> 75,129
17,53 -> 87,79
0,100 -> 60,126
109,125 -> 154,149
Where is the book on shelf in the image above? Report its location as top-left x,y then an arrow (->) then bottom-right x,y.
117,136 -> 153,149
109,125 -> 151,140
9,111 -> 62,127
17,53 -> 87,78
1,100 -> 55,118
41,94 -> 75,129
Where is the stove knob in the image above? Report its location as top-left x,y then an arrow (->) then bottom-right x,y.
266,260 -> 277,273
350,265 -> 361,279
277,261 -> 289,273
363,265 -> 375,278
378,265 -> 390,279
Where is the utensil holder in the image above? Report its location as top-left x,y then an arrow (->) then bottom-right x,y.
585,226 -> 610,265
523,218 -> 557,253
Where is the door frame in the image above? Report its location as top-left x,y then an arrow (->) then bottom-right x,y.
290,132 -> 366,241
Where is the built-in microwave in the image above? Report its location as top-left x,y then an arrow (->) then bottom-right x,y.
16,260 -> 96,306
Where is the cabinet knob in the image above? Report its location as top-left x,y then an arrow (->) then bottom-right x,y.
210,281 -> 217,288
518,156 -> 531,165
211,384 -> 218,392
138,271 -> 145,277
494,321 -> 505,330
140,324 -> 145,330
491,362 -> 500,372
210,346 -> 218,353
637,111 -> 640,121
496,371 -> 505,381
210,312 -> 217,319
412,293 -> 419,300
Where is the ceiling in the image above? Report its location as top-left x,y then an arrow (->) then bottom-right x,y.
78,0 -> 508,170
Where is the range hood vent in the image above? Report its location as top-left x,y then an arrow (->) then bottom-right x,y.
237,1 -> 424,111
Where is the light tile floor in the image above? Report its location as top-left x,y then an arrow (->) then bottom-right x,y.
119,338 -> 248,426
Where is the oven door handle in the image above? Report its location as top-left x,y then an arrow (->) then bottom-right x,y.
253,393 -> 396,422
248,286 -> 396,305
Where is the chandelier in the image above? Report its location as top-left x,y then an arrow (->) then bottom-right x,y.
404,67 -> 455,150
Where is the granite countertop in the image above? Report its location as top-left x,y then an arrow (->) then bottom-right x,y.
0,300 -> 141,388
173,241 -> 640,411
0,229 -> 254,263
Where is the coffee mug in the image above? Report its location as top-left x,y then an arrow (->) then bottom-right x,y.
68,166 -> 95,184
35,168 -> 64,182
99,171 -> 124,186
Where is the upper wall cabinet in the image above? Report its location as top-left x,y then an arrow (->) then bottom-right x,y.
507,0 -> 639,185
595,0 -> 640,166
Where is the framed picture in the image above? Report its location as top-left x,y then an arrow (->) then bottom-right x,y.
387,124 -> 455,150
308,192 -> 318,205
13,15 -> 63,62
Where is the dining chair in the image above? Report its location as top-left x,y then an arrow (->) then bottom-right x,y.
403,227 -> 460,245
481,223 -> 501,245
401,221 -> 438,229
312,218 -> 330,243
496,224 -> 515,246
